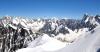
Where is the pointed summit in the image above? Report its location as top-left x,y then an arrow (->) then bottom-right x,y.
82,13 -> 89,23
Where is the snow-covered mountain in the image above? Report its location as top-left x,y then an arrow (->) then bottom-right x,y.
16,26 -> 100,52
0,14 -> 100,52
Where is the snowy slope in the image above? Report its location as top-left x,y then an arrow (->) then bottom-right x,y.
27,34 -> 52,48
16,34 -> 66,52
16,26 -> 100,52
54,27 -> 88,42
56,26 -> 100,52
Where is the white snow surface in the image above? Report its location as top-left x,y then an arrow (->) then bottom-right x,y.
16,34 -> 66,52
27,34 -> 52,48
9,24 -> 17,30
16,26 -> 100,52
56,26 -> 100,52
54,27 -> 88,42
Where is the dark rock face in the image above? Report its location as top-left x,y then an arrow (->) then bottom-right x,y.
0,26 -> 33,52
97,48 -> 100,52
95,15 -> 100,24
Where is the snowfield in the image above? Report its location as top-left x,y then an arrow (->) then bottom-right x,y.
16,26 -> 100,52
56,26 -> 100,52
16,34 -> 66,52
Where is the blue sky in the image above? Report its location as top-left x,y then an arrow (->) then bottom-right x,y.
0,0 -> 99,19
